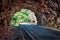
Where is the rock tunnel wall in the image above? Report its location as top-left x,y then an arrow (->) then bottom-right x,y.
0,0 -> 60,40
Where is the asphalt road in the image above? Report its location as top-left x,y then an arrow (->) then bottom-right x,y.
20,25 -> 60,40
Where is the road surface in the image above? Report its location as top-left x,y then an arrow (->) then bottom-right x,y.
20,25 -> 60,40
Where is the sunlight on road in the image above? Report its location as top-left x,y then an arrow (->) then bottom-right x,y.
20,22 -> 37,25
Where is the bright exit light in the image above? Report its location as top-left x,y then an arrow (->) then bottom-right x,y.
10,9 -> 37,26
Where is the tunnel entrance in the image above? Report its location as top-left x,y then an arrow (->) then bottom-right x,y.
10,9 -> 37,26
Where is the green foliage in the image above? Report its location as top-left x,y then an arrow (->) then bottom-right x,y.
10,9 -> 31,26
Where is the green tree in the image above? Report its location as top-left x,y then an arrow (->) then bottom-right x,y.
10,9 -> 31,26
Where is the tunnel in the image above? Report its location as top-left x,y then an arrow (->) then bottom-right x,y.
0,0 -> 60,40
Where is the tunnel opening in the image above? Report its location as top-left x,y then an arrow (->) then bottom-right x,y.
10,9 -> 37,27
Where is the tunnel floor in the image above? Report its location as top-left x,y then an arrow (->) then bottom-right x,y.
20,25 -> 60,40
